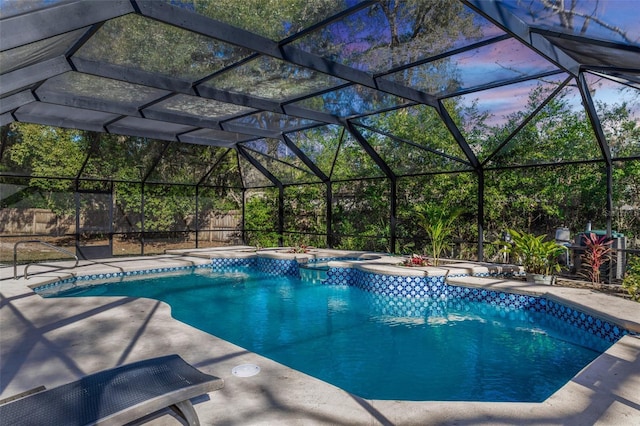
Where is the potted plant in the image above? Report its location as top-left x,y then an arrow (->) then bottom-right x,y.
502,229 -> 565,285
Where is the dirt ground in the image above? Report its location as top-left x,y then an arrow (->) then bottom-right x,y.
555,276 -> 631,298
1,237 -> 223,265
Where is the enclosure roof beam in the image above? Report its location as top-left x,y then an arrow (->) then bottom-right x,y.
0,57 -> 71,98
197,148 -> 234,187
482,75 -> 573,167
435,101 -> 480,171
353,122 -> 471,168
236,145 -> 283,189
135,0 -> 438,108
577,74 -> 612,166
344,120 -> 396,182
438,70 -> 565,101
0,90 -> 36,115
0,0 -> 134,51
282,134 -> 330,183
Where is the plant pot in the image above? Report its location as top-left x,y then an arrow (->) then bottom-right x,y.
526,273 -> 554,285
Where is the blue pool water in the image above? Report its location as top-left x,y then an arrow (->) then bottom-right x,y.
47,268 -> 612,402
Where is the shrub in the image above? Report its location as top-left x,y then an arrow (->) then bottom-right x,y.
622,255 -> 640,301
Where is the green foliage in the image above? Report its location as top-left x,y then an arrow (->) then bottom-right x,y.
359,105 -> 467,172
484,164 -> 607,240
113,182 -> 141,234
415,205 -> 463,265
478,84 -> 614,239
622,255 -> 640,302
397,172 -> 476,257
613,159 -> 640,239
3,124 -> 85,214
244,189 -> 280,247
333,219 -> 359,250
284,184 -> 326,235
143,184 -> 194,234
5,123 -> 85,178
502,229 -> 565,276
332,179 -> 390,251
187,0 -> 341,41
2,124 -> 245,241
246,231 -> 279,248
282,233 -> 323,248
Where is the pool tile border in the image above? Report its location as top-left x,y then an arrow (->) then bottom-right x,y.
324,266 -> 633,343
33,263 -> 212,293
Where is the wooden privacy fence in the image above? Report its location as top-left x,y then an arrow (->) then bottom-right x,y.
0,208 -> 74,235
0,208 -> 241,243
198,211 -> 242,242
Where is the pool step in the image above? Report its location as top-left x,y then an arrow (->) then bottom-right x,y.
299,264 -> 328,283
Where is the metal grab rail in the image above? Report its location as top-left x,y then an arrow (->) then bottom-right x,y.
13,240 -> 79,280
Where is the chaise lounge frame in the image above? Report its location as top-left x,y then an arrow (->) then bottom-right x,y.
0,354 -> 224,425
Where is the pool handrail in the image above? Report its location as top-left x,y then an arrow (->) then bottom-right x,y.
13,240 -> 79,280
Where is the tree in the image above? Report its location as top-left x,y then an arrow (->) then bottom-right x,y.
525,0 -> 637,44
2,123 -> 85,213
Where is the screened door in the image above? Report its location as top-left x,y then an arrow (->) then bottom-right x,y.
75,187 -> 113,259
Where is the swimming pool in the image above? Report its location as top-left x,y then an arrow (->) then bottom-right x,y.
40,264 -> 619,402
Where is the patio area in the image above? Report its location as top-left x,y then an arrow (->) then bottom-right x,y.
1,1 -> 639,423
2,250 -> 639,425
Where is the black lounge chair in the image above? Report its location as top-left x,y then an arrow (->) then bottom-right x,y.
0,354 -> 223,425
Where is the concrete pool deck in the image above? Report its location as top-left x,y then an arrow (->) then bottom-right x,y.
1,248 -> 639,425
